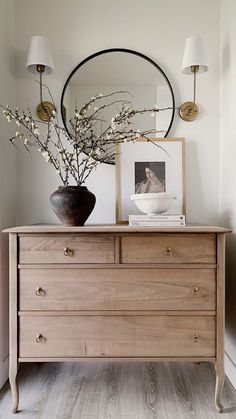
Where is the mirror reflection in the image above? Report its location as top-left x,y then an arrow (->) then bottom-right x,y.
61,49 -> 175,164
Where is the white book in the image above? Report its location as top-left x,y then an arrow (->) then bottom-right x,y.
129,220 -> 186,227
129,214 -> 185,222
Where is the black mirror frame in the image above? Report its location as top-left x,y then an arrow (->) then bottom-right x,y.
60,48 -> 175,165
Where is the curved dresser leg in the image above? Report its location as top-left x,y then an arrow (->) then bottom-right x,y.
215,362 -> 224,413
9,368 -> 19,413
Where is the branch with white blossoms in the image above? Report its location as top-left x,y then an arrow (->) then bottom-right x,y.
68,91 -> 171,164
1,91 -> 171,186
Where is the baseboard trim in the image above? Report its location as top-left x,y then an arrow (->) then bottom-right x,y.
225,351 -> 236,390
0,355 -> 9,389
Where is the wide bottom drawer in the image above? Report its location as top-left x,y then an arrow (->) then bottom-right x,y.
19,315 -> 215,358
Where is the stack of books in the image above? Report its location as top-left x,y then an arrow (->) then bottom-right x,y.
128,214 -> 186,227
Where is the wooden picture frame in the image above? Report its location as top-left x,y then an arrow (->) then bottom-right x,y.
115,137 -> 186,224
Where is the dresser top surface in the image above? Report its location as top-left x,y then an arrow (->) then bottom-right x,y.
2,223 -> 231,234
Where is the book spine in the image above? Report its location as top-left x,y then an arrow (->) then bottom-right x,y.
129,221 -> 186,227
129,215 -> 185,221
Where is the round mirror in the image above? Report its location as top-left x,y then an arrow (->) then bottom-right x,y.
61,48 -> 175,164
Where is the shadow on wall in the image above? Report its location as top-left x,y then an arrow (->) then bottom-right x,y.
224,223 -> 236,347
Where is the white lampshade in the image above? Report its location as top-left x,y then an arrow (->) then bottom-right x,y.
26,36 -> 54,75
181,36 -> 208,74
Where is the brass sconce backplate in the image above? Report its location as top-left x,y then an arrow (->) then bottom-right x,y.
36,101 -> 55,122
179,101 -> 199,122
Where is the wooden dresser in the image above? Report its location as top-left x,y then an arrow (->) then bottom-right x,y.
3,224 -> 230,413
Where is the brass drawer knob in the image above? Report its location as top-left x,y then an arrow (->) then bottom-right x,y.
64,246 -> 73,256
35,286 -> 45,296
193,333 -> 200,343
36,333 -> 46,343
165,246 -> 172,255
192,286 -> 199,296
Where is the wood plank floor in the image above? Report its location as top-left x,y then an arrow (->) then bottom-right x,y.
0,362 -> 236,418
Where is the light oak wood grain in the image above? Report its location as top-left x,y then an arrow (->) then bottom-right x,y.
3,224 -> 231,234
114,236 -> 120,264
19,235 -> 115,264
121,234 -> 217,264
18,356 -> 215,362
19,315 -> 216,358
18,310 -> 216,317
18,262 -> 218,269
18,310 -> 217,316
19,268 -> 216,311
4,225 -> 229,414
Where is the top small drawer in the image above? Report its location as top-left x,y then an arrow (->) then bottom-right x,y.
121,234 -> 216,264
19,234 -> 115,264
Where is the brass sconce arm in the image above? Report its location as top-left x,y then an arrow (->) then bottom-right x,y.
179,36 -> 208,122
26,36 -> 55,122
36,64 -> 55,122
179,65 -> 199,122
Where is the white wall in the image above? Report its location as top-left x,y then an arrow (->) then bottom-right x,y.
0,0 -> 16,388
220,0 -> 236,389
14,0 -> 221,225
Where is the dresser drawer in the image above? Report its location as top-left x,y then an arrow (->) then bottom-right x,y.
19,235 -> 115,264
19,314 -> 215,358
19,268 -> 216,311
121,234 -> 216,264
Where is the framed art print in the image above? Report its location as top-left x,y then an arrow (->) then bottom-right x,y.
116,138 -> 186,224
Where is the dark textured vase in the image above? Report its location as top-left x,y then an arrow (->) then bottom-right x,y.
50,186 -> 96,226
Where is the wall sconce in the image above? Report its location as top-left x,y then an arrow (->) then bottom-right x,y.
179,36 -> 208,122
26,36 -> 55,122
